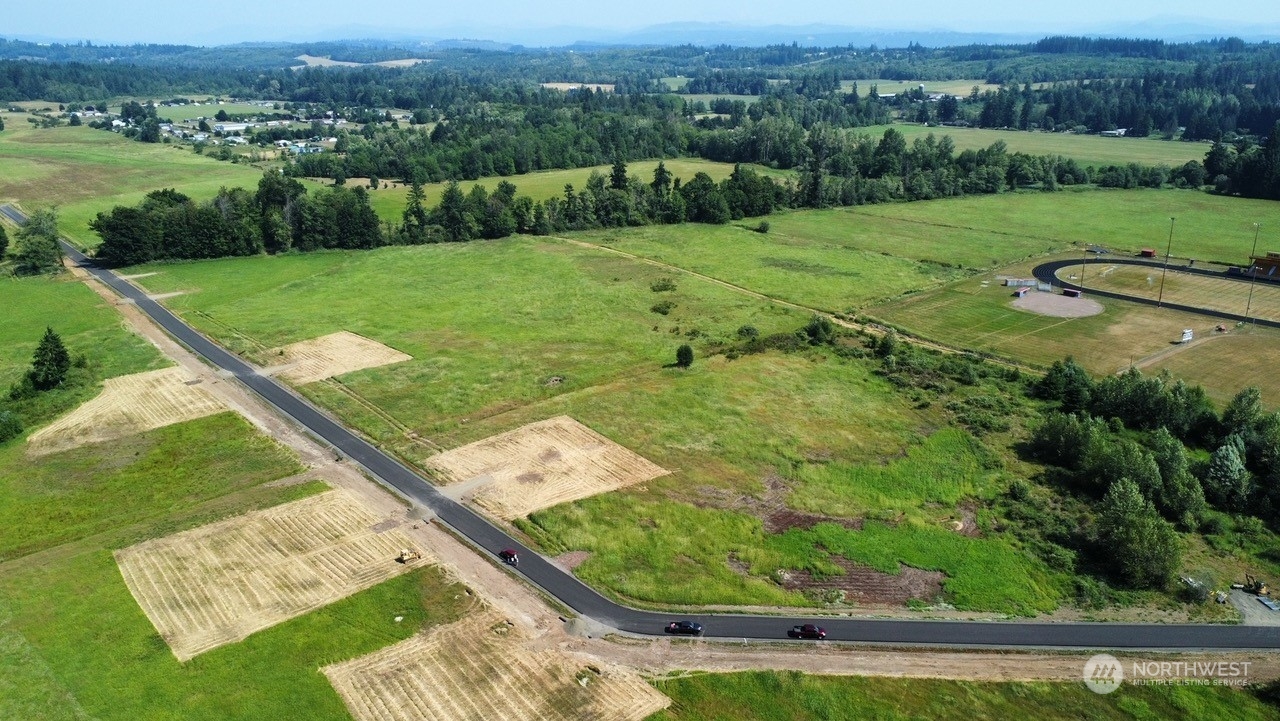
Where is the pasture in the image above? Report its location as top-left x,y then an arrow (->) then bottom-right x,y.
863,123 -> 1209,168
147,101 -> 279,122
362,158 -> 786,223
857,189 -> 1280,265
842,78 -> 1000,96
0,123 -> 279,247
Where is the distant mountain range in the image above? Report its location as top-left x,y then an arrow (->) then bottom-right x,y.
6,18 -> 1280,50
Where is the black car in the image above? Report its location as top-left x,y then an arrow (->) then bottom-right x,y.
665,620 -> 704,636
788,623 -> 826,639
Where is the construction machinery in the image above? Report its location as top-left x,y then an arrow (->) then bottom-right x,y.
396,548 -> 421,564
1245,574 -> 1270,596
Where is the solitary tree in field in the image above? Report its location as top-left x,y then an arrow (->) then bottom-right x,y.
28,327 -> 71,391
675,344 -> 694,368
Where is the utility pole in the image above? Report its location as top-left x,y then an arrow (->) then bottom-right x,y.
1245,222 -> 1261,325
1157,217 -> 1175,308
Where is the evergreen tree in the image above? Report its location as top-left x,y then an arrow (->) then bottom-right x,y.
0,222 -> 8,257
401,180 -> 430,243
1204,437 -> 1252,511
610,158 -> 628,191
28,327 -> 71,391
433,181 -> 476,242
676,344 -> 694,368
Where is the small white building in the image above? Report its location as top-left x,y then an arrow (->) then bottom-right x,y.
213,122 -> 252,133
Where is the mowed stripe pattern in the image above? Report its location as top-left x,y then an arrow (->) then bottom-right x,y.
324,611 -> 669,721
115,490 -> 430,661
27,366 -> 225,454
427,416 -> 670,519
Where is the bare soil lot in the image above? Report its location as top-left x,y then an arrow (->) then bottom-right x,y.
323,610 -> 668,721
27,366 -> 225,455
427,416 -> 669,520
268,331 -> 412,384
115,488 -> 431,661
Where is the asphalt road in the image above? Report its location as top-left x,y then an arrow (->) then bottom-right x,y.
1033,256 -> 1280,330
14,206 -> 1280,650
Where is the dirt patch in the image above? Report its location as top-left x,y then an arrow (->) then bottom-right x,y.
27,367 -> 226,455
765,508 -> 862,534
115,489 -> 432,661
323,610 -> 668,721
777,558 -> 945,606
1011,290 -> 1103,318
268,331 -> 411,384
427,416 -> 669,520
555,551 -> 593,571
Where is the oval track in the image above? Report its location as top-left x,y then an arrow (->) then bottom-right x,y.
15,206 -> 1279,651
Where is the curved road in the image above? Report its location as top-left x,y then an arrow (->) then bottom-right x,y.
15,208 -> 1278,650
1033,257 -> 1280,330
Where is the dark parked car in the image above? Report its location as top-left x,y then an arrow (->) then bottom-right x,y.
498,549 -> 519,565
788,623 -> 826,639
665,620 -> 704,636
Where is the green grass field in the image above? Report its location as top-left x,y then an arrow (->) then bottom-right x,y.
842,78 -> 1001,95
0,122 -> 325,248
858,188 -> 1280,265
863,123 -> 1209,168
148,102 -> 279,122
650,671 -> 1280,721
362,158 -> 788,223
572,222 -> 973,314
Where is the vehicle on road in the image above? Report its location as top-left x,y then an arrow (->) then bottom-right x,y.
665,620 -> 704,636
499,549 -> 519,565
788,623 -> 826,639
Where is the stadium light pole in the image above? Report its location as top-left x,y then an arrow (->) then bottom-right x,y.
1245,222 -> 1261,325
1079,245 -> 1088,293
1157,217 -> 1175,308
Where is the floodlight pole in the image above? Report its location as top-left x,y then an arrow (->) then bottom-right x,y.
1245,222 -> 1261,325
1157,217 -> 1175,308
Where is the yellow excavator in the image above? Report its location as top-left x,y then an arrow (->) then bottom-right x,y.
1245,574 -> 1270,596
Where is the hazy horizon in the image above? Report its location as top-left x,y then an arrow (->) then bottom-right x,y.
6,1 -> 1280,47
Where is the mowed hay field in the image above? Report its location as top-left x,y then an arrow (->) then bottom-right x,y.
324,611 -> 668,721
271,330 -> 413,384
27,366 -> 226,455
427,415 -> 669,520
862,123 -> 1208,168
363,158 -> 789,223
0,122 -> 275,247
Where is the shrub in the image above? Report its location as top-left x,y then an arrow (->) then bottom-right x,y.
754,221 -> 770,234
0,410 -> 21,443
675,344 -> 694,368
651,300 -> 676,315
650,277 -> 677,292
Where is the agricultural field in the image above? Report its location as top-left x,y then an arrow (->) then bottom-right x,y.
362,158 -> 788,223
324,610 -> 668,721
651,671 -> 1280,721
0,122 -> 279,247
858,188 -> 1280,265
116,489 -> 430,660
863,123 -> 1209,168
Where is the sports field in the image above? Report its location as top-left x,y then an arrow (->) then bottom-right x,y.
1076,262 -> 1280,323
362,158 -> 787,223
0,123 -> 275,247
862,124 -> 1209,168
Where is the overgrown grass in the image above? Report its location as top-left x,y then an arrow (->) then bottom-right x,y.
649,671 -> 1280,721
0,412 -> 303,561
575,222 -> 968,313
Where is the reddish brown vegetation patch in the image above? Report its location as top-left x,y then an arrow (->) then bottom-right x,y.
779,559 -> 945,606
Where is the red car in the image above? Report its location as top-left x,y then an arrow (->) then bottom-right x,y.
788,623 -> 826,639
498,549 -> 519,565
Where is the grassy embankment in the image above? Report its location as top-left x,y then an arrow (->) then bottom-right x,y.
0,273 -> 469,720
649,671 -> 1280,721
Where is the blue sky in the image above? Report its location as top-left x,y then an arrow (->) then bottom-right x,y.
6,0 -> 1279,45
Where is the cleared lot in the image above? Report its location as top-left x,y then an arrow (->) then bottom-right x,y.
323,610 -> 668,721
115,489 -> 430,661
270,330 -> 412,384
427,416 -> 669,519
